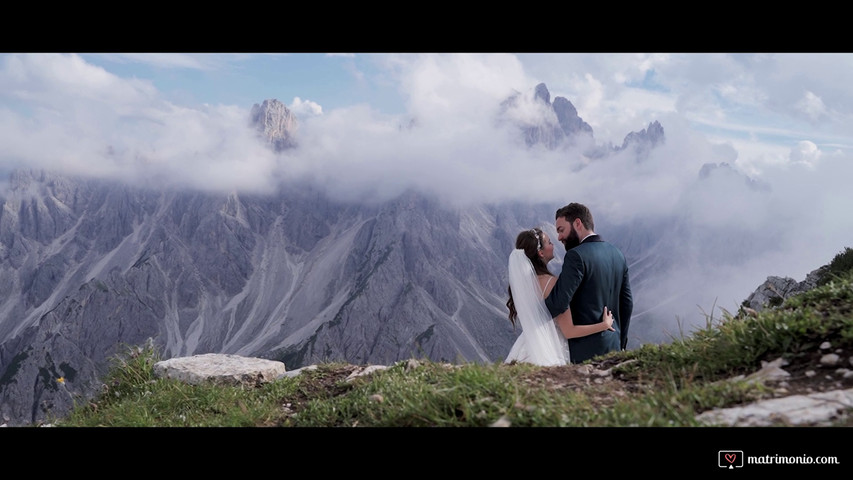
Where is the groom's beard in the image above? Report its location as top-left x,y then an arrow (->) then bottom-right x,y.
562,227 -> 580,250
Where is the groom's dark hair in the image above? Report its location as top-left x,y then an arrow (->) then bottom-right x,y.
556,203 -> 594,231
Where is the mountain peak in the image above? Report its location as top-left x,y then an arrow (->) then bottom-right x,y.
552,96 -> 593,139
500,83 -> 594,149
617,120 -> 665,159
250,99 -> 298,151
534,83 -> 551,105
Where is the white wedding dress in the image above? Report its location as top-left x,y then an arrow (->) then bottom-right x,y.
504,249 -> 570,366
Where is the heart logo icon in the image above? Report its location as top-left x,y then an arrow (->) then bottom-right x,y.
725,453 -> 736,464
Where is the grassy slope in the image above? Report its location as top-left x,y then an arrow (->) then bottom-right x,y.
51,268 -> 853,429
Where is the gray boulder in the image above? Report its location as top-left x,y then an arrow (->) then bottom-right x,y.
153,353 -> 287,386
744,266 -> 828,311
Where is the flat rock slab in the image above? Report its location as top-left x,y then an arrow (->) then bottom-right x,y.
153,353 -> 287,387
695,387 -> 853,426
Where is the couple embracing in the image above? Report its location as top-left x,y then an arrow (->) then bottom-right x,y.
505,203 -> 633,366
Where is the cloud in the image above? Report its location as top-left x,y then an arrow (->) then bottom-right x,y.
1,53 -> 159,107
2,52 -> 853,340
796,91 -> 827,122
790,140 -> 821,167
0,54 -> 279,192
398,53 -> 530,124
3,53 -> 851,215
3,53 -> 852,209
289,97 -> 323,117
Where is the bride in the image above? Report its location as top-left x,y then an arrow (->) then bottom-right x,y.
505,228 -> 613,366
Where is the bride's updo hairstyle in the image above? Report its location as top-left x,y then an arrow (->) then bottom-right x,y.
506,228 -> 551,327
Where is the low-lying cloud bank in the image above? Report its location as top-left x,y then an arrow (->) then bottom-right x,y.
2,53 -> 852,342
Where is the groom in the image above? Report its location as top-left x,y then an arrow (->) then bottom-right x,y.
545,203 -> 633,364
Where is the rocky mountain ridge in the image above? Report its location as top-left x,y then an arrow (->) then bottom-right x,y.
496,83 -> 665,157
0,82 -> 782,427
0,170 -> 558,425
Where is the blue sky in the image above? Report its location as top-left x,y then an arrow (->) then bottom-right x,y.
2,52 -> 853,329
77,54 -> 408,116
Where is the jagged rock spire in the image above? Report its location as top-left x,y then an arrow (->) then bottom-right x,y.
620,120 -> 664,151
553,96 -> 593,138
250,99 -> 298,151
534,83 -> 551,104
502,83 -> 594,149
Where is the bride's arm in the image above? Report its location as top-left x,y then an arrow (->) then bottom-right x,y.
555,306 -> 614,339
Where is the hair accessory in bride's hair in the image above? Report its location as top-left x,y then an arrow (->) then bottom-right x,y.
530,228 -> 542,250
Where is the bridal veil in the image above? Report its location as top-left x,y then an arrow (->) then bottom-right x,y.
505,249 -> 570,366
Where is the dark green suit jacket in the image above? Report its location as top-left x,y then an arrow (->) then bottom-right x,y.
545,235 -> 633,363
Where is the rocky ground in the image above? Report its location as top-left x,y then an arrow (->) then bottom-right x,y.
286,342 -> 853,427
529,343 -> 853,397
